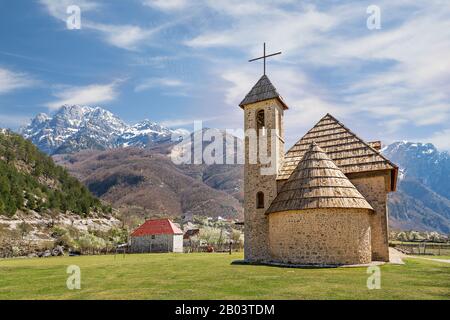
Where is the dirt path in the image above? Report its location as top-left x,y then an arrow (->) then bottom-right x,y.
389,248 -> 450,264
389,248 -> 406,264
412,257 -> 450,264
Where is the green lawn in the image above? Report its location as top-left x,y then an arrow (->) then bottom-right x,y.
0,253 -> 449,300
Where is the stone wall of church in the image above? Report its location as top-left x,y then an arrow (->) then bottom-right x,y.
349,172 -> 390,262
243,99 -> 285,262
268,209 -> 372,265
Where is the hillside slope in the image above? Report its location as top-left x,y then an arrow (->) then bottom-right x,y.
389,179 -> 450,233
383,142 -> 450,199
0,130 -> 107,217
55,148 -> 243,219
383,142 -> 450,233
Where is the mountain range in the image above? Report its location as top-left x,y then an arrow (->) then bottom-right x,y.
18,105 -> 450,233
20,105 -> 187,155
383,142 -> 450,233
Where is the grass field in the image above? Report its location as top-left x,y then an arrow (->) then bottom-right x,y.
0,253 -> 449,300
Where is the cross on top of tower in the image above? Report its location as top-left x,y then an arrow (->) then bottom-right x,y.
248,43 -> 282,75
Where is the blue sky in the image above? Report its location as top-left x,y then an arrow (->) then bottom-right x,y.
0,0 -> 449,150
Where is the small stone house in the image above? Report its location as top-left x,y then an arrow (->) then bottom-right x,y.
130,219 -> 183,253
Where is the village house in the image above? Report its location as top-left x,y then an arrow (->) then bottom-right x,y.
130,218 -> 183,253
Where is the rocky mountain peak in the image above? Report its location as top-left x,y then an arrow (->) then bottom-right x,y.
21,105 -> 182,155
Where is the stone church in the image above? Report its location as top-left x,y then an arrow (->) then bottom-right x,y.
240,74 -> 398,265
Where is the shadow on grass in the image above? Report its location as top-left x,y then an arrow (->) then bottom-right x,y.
231,259 -> 342,269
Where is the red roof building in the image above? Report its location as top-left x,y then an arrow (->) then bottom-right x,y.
130,219 -> 184,253
131,219 -> 183,237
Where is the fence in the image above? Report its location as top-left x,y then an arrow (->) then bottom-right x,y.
392,242 -> 450,256
184,242 -> 244,253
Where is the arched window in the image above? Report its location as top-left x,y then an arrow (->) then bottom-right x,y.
256,110 -> 265,135
256,191 -> 265,209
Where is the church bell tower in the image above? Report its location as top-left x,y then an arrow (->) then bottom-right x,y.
239,74 -> 288,262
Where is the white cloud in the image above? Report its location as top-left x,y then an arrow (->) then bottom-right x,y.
220,64 -> 348,143
221,70 -> 258,106
205,0 -> 267,15
382,119 -> 409,135
45,81 -> 121,110
83,21 -> 158,51
39,0 -> 161,50
307,3 -> 450,130
36,0 -> 450,143
185,0 -> 450,137
142,0 -> 189,11
135,77 -> 185,92
0,67 -> 37,94
38,0 -> 100,20
426,129 -> 450,151
186,5 -> 338,54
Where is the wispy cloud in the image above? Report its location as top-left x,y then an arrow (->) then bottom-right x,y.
45,81 -> 121,110
83,21 -> 158,51
0,67 -> 37,95
38,0 -> 100,20
142,0 -> 189,11
135,77 -> 186,93
183,0 -> 450,140
29,0 -> 450,147
186,5 -> 337,53
427,128 -> 450,151
39,0 -> 162,50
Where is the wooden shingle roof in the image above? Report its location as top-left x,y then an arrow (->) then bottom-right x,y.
278,114 -> 398,188
267,142 -> 374,214
239,75 -> 288,109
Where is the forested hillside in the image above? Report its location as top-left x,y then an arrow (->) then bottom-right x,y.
0,130 -> 108,217
55,147 -> 243,220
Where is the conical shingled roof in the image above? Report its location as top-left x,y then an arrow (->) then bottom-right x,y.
278,114 -> 398,190
266,143 -> 373,214
239,75 -> 288,109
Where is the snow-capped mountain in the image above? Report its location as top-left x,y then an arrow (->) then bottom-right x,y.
118,119 -> 176,148
383,141 -> 450,199
21,105 -> 187,155
382,141 -> 450,233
